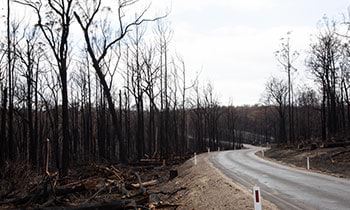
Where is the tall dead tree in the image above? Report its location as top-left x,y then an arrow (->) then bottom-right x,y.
7,0 -> 15,161
203,83 -> 221,150
16,0 -> 74,176
226,105 -> 238,149
128,25 -> 146,160
275,32 -> 299,144
0,82 -> 7,168
264,77 -> 288,143
307,19 -> 341,140
191,81 -> 204,152
75,0 -> 164,163
15,26 -> 42,167
340,44 -> 350,133
141,44 -> 159,157
176,56 -> 194,156
296,86 -> 318,139
154,20 -> 172,158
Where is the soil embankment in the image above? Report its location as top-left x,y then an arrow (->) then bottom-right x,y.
264,146 -> 350,178
159,152 -> 278,210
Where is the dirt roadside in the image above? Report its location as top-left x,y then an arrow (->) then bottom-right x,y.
155,152 -> 279,210
263,146 -> 350,179
0,151 -> 279,209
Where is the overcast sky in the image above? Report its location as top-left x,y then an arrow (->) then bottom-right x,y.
2,0 -> 350,105
152,0 -> 350,105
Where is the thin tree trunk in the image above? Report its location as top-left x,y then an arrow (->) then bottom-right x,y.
7,0 -> 14,161
0,88 -> 8,167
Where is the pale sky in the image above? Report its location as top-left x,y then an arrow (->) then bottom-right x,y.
2,0 -> 350,105
152,0 -> 350,105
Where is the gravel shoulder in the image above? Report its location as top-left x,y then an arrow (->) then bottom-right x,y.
158,152 -> 278,210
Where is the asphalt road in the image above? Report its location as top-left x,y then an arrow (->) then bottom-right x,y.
211,145 -> 350,210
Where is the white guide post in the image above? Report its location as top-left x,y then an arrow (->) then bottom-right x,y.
253,186 -> 262,210
218,147 -> 220,152
194,152 -> 197,165
45,139 -> 50,175
207,147 -> 210,154
307,157 -> 310,170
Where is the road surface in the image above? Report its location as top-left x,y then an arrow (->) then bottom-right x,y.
211,145 -> 350,210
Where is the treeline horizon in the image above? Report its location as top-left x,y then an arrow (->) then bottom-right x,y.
259,14 -> 350,146
0,0 -> 244,178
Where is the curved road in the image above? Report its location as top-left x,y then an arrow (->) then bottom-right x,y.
211,145 -> 350,210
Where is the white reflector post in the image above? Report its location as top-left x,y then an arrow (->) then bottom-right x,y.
253,186 -> 262,210
207,147 -> 210,153
194,152 -> 197,165
307,157 -> 310,170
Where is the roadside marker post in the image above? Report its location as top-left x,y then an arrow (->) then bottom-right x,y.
218,147 -> 220,152
208,147 -> 210,154
253,186 -> 262,210
45,139 -> 50,175
307,157 -> 310,170
194,152 -> 197,165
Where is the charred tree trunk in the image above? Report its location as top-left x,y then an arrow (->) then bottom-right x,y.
7,0 -> 15,161
0,88 -> 8,167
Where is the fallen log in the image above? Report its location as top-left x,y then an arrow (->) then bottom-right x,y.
84,180 -> 119,203
139,159 -> 159,162
55,183 -> 87,196
1,181 -> 87,206
321,141 -> 350,148
149,202 -> 185,209
130,160 -> 163,167
149,187 -> 186,197
39,199 -> 137,210
131,180 -> 158,188
331,150 -> 350,157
